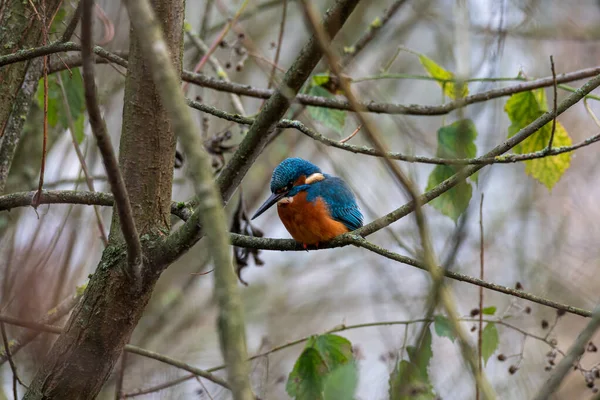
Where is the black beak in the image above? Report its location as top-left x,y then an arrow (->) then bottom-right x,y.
251,192 -> 286,220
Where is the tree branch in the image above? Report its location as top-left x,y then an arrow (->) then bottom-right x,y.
533,304 -> 600,399
0,314 -> 231,391
4,41 -> 600,117
122,0 -> 252,398
81,0 -> 142,279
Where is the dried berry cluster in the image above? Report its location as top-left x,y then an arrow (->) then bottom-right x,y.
220,33 -> 248,72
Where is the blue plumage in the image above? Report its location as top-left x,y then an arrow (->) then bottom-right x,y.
270,158 -> 320,193
305,176 -> 363,231
266,158 -> 363,231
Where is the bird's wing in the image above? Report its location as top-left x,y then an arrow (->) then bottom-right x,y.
309,176 -> 363,231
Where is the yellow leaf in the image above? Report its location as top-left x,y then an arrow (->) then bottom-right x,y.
505,90 -> 572,190
419,55 -> 468,99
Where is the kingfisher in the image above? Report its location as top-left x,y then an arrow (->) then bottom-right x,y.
251,158 -> 363,248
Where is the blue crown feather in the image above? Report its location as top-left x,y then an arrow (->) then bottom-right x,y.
270,158 -> 321,193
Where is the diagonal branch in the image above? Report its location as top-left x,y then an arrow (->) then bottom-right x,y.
81,0 -> 142,279
157,0 -> 362,266
121,0 -> 252,398
533,304 -> 600,399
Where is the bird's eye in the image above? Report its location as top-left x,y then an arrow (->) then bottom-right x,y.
286,182 -> 293,190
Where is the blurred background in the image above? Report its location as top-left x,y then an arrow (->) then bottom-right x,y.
2,0 -> 600,398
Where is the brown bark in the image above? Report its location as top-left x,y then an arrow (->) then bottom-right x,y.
23,0 -> 184,398
0,0 -> 63,194
112,0 -> 183,236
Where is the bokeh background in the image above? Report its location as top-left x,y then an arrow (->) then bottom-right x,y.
2,0 -> 600,398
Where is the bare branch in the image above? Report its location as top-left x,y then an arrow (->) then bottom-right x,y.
0,291 -> 82,366
533,304 -> 600,400
81,0 -> 142,279
4,42 -> 600,117
61,1 -> 83,42
340,0 -> 409,66
0,314 -> 231,391
56,73 -> 108,246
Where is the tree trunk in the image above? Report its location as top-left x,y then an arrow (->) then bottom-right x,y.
23,0 -> 184,398
0,0 -> 63,194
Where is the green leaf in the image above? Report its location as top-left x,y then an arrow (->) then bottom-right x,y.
287,348 -> 328,400
58,69 -> 85,128
323,363 -> 358,400
505,90 -> 572,189
419,54 -> 468,99
307,334 -> 353,369
433,315 -> 455,342
50,8 -> 67,32
307,85 -> 346,134
481,322 -> 499,366
389,360 -> 436,400
36,76 -> 60,127
73,113 -> 85,144
287,334 -> 355,400
311,74 -> 331,87
436,119 -> 478,159
35,68 -> 86,141
426,119 -> 478,221
406,329 -> 433,380
427,165 -> 472,221
482,306 -> 497,315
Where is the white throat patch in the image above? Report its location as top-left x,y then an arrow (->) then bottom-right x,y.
277,196 -> 294,205
306,173 -> 325,184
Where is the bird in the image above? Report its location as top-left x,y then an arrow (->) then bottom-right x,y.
251,158 -> 363,248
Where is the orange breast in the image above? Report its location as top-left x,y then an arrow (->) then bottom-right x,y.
277,191 -> 349,245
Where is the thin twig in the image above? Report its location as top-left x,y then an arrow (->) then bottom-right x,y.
195,377 -> 216,400
185,29 -> 246,116
533,304 -> 600,400
82,0 -> 142,279
477,193 -> 485,400
546,55 -> 558,152
199,0 -> 215,38
125,345 -> 231,390
0,291 -> 82,366
267,0 -> 287,89
56,73 -> 108,246
340,0 -> 409,67
339,123 -> 362,143
123,314 -> 570,397
0,314 -> 231,391
183,0 -> 249,92
61,1 -> 82,42
32,52 -> 49,209
115,352 -> 127,400
1,322 -> 23,398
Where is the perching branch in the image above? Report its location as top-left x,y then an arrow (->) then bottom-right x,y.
3,188 -> 589,318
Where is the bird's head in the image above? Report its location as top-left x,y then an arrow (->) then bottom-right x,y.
252,158 -> 323,220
